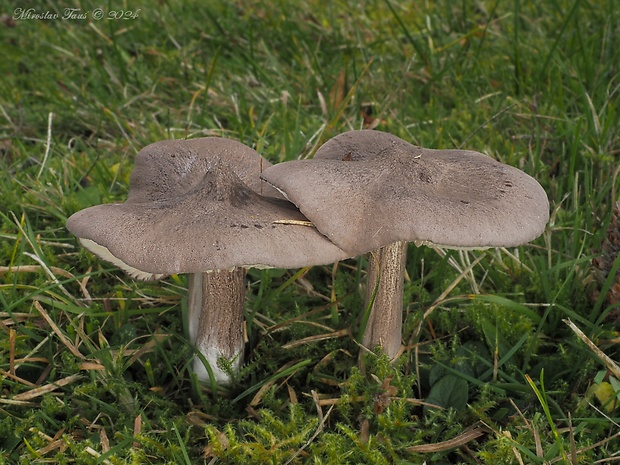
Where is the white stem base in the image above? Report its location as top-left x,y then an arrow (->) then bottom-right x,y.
192,347 -> 243,385
187,268 -> 246,385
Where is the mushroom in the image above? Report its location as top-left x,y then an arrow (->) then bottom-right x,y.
261,130 -> 549,358
67,137 -> 350,384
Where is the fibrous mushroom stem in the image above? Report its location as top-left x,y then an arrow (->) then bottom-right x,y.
188,268 -> 247,384
362,240 -> 408,359
187,273 -> 202,345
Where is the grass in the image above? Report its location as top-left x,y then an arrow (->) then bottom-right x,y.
1,0 -> 619,463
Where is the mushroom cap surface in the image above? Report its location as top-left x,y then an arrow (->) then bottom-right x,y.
124,137 -> 282,202
67,138 -> 349,279
261,130 -> 549,256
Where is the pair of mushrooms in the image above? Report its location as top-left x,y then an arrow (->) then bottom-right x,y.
67,131 -> 549,385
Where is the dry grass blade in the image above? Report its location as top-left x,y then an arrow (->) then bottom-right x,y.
505,432 -> 526,465
549,431 -> 620,464
1,312 -> 41,325
249,360 -> 302,407
126,333 -> 170,367
36,111 -> 53,178
24,252 -> 85,306
508,398 -> 543,458
9,328 -> 15,375
0,398 -> 36,406
272,219 -> 314,227
78,362 -> 106,371
313,394 -> 442,410
413,252 -> 485,340
268,304 -> 332,334
100,428 -> 110,454
35,429 -> 66,455
311,390 -> 324,424
287,383 -> 298,404
329,69 -> 347,109
478,419 -> 526,464
564,319 -> 620,379
133,414 -> 142,449
283,404 -> 335,465
0,264 -> 74,279
39,438 -> 66,456
282,328 -> 350,349
498,246 -> 533,273
406,426 -> 489,453
13,374 -> 81,401
1,369 -> 38,387
34,300 -> 85,360
203,428 -> 230,460
84,446 -> 114,465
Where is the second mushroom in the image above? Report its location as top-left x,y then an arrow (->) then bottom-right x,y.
261,130 -> 549,359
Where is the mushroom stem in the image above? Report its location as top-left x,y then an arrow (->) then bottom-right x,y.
362,240 -> 408,358
188,268 -> 247,384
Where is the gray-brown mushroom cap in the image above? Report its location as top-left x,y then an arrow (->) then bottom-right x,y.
261,130 -> 549,256
66,138 -> 350,279
125,137 -> 282,202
